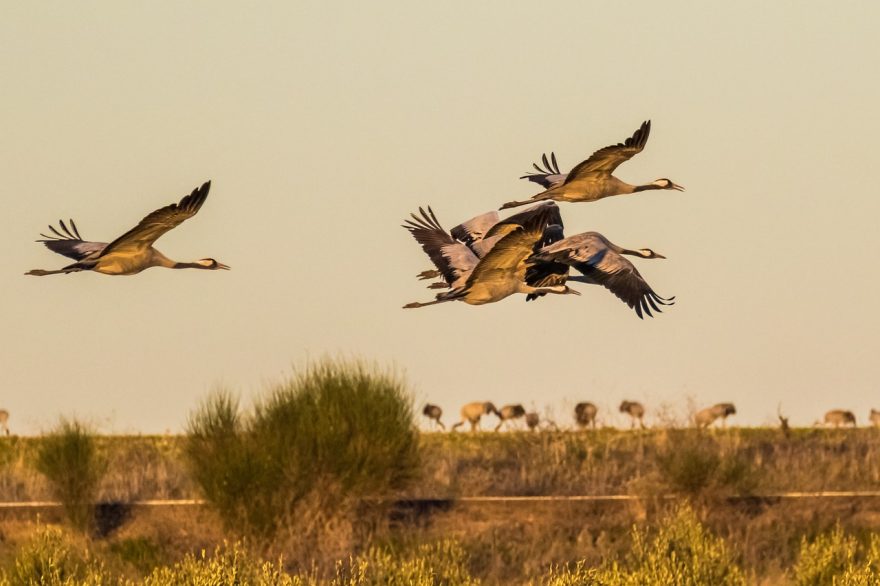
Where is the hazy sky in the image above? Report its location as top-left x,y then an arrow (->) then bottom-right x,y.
2,2 -> 878,434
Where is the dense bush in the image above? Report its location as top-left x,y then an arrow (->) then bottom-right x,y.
34,419 -> 107,533
185,358 -> 420,539
543,505 -> 745,586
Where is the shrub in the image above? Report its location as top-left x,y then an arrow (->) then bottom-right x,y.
2,525 -> 108,585
143,542 -> 293,586
334,539 -> 479,586
543,505 -> 745,586
793,525 -> 880,585
655,431 -> 758,498
108,537 -> 167,576
34,419 -> 107,533
185,358 -> 420,540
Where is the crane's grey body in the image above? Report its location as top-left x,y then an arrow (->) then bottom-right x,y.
619,401 -> 646,429
494,404 -> 526,431
452,401 -> 499,432
694,403 -> 737,428
574,402 -> 598,429
422,404 -> 445,430
528,231 -> 672,318
824,409 -> 856,428
403,202 -> 580,308
502,120 -> 684,210
26,181 -> 229,277
525,412 -> 541,431
0,409 -> 8,436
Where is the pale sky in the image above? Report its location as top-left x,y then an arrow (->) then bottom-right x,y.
2,2 -> 878,434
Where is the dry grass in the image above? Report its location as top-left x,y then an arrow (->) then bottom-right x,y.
4,427 -> 880,501
4,427 -> 880,583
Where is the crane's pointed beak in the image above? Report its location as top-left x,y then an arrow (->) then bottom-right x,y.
218,262 -> 231,270
672,183 -> 685,192
654,253 -> 667,260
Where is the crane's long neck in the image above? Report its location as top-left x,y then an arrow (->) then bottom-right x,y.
632,182 -> 664,193
171,261 -> 211,269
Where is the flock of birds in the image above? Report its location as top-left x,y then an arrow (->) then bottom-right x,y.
422,402 -> 880,433
402,120 -> 684,317
24,120 -> 680,321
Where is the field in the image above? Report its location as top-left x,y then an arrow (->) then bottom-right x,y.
3,427 -> 880,584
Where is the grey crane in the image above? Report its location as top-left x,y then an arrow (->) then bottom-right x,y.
494,404 -> 526,431
501,121 -> 684,210
452,401 -> 499,432
403,202 -> 580,308
26,181 -> 229,277
619,401 -> 646,429
527,231 -> 672,319
0,409 -> 8,436
574,402 -> 598,429
422,404 -> 445,430
823,409 -> 856,428
871,409 -> 880,428
694,403 -> 737,428
525,412 -> 541,431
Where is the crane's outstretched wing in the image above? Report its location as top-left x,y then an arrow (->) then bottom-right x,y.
403,207 -> 478,287
520,152 -> 568,188
467,204 -> 560,287
563,120 -> 651,181
485,201 -> 563,239
36,219 -> 107,260
531,231 -> 672,318
450,211 -> 500,254
98,181 -> 211,257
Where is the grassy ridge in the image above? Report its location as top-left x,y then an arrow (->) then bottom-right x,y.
3,427 -> 880,502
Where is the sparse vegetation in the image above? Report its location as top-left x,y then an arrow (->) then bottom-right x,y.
34,418 -> 107,534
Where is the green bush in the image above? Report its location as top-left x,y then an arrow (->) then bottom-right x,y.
34,419 -> 107,533
794,526 -> 880,585
185,358 -> 420,539
543,505 -> 745,586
